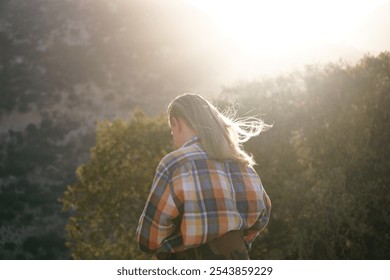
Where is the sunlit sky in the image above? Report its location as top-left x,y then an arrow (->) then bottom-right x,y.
187,0 -> 386,49
185,0 -> 390,81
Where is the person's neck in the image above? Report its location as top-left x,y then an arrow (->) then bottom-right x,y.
178,127 -> 198,147
181,133 -> 197,147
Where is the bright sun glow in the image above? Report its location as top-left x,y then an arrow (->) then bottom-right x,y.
187,0 -> 387,54
183,0 -> 389,79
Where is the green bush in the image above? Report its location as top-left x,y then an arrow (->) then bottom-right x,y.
62,111 -> 173,259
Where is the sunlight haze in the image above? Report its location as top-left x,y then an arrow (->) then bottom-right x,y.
186,0 -> 390,82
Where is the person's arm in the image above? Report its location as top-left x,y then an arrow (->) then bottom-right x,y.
136,163 -> 179,254
244,190 -> 272,248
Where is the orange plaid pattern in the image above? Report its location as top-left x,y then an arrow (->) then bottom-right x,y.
136,137 -> 271,254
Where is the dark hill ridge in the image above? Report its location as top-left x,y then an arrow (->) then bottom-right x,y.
0,0 -> 224,259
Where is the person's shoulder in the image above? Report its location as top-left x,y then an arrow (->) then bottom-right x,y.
158,143 -> 207,171
228,160 -> 260,177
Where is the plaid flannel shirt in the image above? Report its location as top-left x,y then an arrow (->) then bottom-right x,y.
136,136 -> 271,254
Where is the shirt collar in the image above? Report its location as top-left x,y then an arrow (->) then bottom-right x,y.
182,136 -> 201,148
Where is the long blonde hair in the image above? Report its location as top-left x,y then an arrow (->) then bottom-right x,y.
168,93 -> 271,166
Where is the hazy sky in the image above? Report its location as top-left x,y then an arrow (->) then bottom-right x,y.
185,0 -> 390,82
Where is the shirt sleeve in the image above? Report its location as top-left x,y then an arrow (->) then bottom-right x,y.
244,189 -> 272,248
136,162 -> 179,254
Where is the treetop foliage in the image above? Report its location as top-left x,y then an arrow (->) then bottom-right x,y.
62,111 -> 173,259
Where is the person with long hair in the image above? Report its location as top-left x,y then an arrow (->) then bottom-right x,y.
136,93 -> 272,259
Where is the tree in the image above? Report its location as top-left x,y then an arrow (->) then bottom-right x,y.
222,52 -> 390,259
0,113 -> 86,259
61,111 -> 173,259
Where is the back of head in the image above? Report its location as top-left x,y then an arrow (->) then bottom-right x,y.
168,93 -> 271,166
